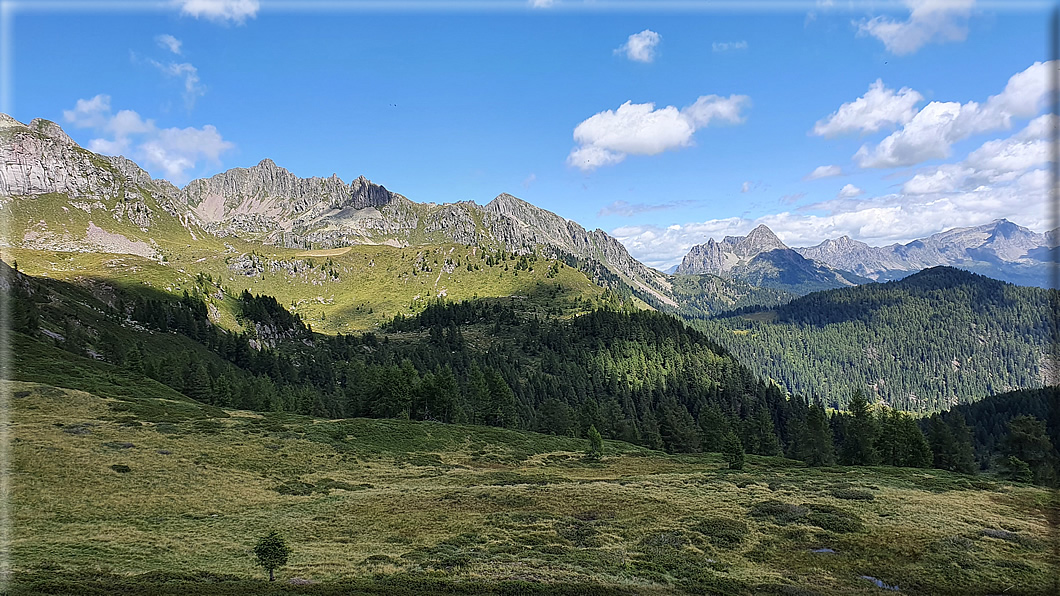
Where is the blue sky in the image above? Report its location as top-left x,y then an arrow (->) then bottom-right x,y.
5,0 -> 1055,269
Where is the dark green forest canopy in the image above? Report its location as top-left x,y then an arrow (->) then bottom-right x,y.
697,267 -> 1055,413
5,260 -> 1057,482
4,260 -> 794,456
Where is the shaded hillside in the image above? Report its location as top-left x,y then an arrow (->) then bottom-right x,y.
4,259 -> 796,456
696,267 -> 1055,412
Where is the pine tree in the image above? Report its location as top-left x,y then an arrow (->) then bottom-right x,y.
840,390 -> 878,466
802,401 -> 835,466
723,430 -> 745,470
586,425 -> 604,460
1002,416 -> 1058,485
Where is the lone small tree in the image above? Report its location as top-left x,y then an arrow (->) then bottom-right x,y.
586,424 -> 604,460
723,431 -> 745,470
254,531 -> 291,582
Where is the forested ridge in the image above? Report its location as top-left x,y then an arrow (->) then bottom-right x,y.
697,266 -> 1054,412
5,260 -> 1057,483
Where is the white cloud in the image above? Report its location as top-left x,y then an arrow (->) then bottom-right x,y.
177,0 -> 259,24
529,0 -> 554,7
139,125 -> 232,181
522,173 -> 536,189
854,61 -> 1056,168
838,183 -> 864,198
901,114 -> 1053,194
567,94 -> 750,171
813,79 -> 922,137
712,41 -> 748,52
62,94 -> 112,129
149,60 -> 206,110
683,94 -> 750,127
741,181 -> 752,193
62,95 -> 234,184
856,0 -> 976,56
155,34 -> 182,55
614,114 -> 1052,268
615,170 -> 1051,269
615,30 -> 661,63
805,165 -> 842,180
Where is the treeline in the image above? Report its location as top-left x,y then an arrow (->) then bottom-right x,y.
934,387 -> 1060,484
5,260 -> 1055,484
698,267 -> 1053,412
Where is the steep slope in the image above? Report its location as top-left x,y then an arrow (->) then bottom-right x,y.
796,220 -> 1056,287
696,267 -> 1055,412
675,225 -> 867,294
0,114 -> 673,311
0,115 -> 203,256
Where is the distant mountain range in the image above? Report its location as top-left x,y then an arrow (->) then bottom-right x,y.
794,220 -> 1057,288
675,220 -> 1057,291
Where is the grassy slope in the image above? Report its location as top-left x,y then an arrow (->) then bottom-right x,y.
8,375 -> 1057,596
6,241 -> 607,334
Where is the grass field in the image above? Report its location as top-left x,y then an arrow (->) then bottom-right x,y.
8,380 -> 1058,595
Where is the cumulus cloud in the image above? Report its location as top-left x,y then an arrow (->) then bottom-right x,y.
615,30 -> 661,63
813,79 -> 923,137
155,34 -> 182,54
62,95 -> 112,129
62,95 -> 234,184
854,61 -> 1056,168
712,41 -> 748,52
149,60 -> 205,110
612,114 -> 1052,269
567,94 -> 750,171
177,0 -> 259,24
805,165 -> 842,180
856,0 -> 976,56
901,114 -> 1053,194
837,184 -> 864,198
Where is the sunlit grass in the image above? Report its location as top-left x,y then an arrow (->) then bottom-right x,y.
9,380 -> 1057,595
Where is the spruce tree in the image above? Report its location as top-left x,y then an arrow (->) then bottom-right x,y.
723,431 -> 745,470
840,390 -> 878,466
586,425 -> 604,460
803,401 -> 835,466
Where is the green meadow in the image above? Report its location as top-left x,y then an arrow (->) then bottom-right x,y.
8,379 -> 1057,595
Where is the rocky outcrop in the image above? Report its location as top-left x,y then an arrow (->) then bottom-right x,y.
0,117 -> 123,199
675,224 -> 867,294
676,224 -> 789,276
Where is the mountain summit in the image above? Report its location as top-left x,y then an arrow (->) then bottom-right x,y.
0,113 -> 674,308
795,219 -> 1057,287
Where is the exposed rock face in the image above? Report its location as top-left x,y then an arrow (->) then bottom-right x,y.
0,117 -> 122,199
796,219 -> 1056,286
482,193 -> 673,306
0,113 -> 673,306
675,224 -> 867,294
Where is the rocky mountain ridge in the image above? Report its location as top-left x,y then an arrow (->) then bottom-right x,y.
0,114 -> 673,307
795,219 -> 1058,287
675,224 -> 868,293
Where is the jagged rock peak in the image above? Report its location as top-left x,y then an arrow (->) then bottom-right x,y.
28,119 -> 76,146
740,224 -> 787,252
0,112 -> 25,129
488,193 -> 529,207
